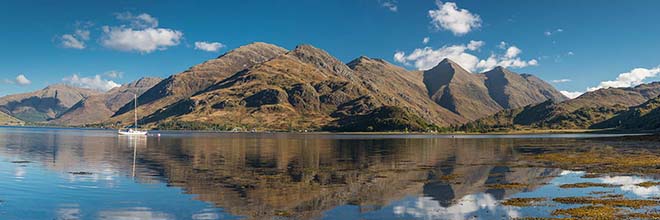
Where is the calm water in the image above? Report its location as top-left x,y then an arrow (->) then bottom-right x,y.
0,127 -> 658,220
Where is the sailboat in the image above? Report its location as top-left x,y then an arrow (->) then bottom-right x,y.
118,94 -> 148,136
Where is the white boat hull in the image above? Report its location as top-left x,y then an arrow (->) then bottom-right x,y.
118,131 -> 148,136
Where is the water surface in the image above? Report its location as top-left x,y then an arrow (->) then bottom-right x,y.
0,127 -> 658,219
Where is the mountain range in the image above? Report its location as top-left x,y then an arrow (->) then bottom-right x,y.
0,84 -> 99,122
1,42 -> 658,132
463,82 -> 660,132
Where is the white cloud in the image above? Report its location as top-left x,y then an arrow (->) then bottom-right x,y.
467,40 -> 484,50
60,22 -> 92,50
101,26 -> 183,53
567,51 -> 574,56
394,41 -> 538,72
560,91 -> 583,99
551,79 -> 571,83
61,34 -> 86,49
15,74 -> 31,86
100,13 -> 183,53
194,41 -> 226,52
504,46 -> 521,58
381,0 -> 398,12
394,44 -> 481,71
429,1 -> 481,36
422,37 -> 430,44
4,74 -> 32,86
104,70 -> 124,79
62,74 -> 121,91
587,67 -> 660,91
544,28 -> 564,37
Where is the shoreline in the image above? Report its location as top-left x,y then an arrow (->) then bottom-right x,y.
0,125 -> 655,138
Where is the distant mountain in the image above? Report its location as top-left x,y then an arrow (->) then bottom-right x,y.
0,84 -> 99,122
463,82 -> 660,131
51,77 -> 161,126
110,42 -> 287,123
423,59 -> 566,120
0,111 -> 23,126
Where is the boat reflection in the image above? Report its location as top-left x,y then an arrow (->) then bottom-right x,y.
0,131 -> 571,219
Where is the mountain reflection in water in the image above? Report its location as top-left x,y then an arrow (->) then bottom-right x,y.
0,127 -> 656,220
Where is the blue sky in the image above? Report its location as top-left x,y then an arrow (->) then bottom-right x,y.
1,0 -> 659,98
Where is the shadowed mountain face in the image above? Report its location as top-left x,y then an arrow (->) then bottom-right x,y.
110,42 -> 288,123
0,84 -> 99,122
423,59 -> 567,120
593,95 -> 660,130
51,77 -> 162,125
464,82 -> 660,131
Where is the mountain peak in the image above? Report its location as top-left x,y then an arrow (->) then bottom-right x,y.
289,44 -> 353,77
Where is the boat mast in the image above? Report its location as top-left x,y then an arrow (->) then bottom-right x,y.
134,94 -> 138,130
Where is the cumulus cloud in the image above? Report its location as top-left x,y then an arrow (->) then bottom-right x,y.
381,0 -> 398,12
60,22 -> 92,49
62,74 -> 120,91
194,41 -> 225,52
15,74 -> 31,85
60,25 -> 90,50
467,40 -> 484,50
422,37 -> 430,44
61,34 -> 86,49
100,13 -> 183,53
4,74 -> 32,86
560,91 -> 583,99
555,65 -> 660,99
587,67 -> 660,91
429,1 -> 481,36
504,46 -> 521,58
393,41 -> 537,72
551,79 -> 571,83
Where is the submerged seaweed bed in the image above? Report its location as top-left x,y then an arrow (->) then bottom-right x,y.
497,138 -> 660,219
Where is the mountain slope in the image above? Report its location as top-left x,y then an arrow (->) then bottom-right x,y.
145,44 -> 384,130
347,56 -> 465,125
463,82 -> 660,131
110,42 -> 287,124
0,84 -> 99,122
483,67 -> 567,109
423,59 -> 566,120
51,77 -> 161,126
593,95 -> 660,130
424,59 -> 502,120
0,111 -> 23,125
142,44 -> 467,131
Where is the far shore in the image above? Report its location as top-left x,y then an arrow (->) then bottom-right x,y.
1,125 -> 656,138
